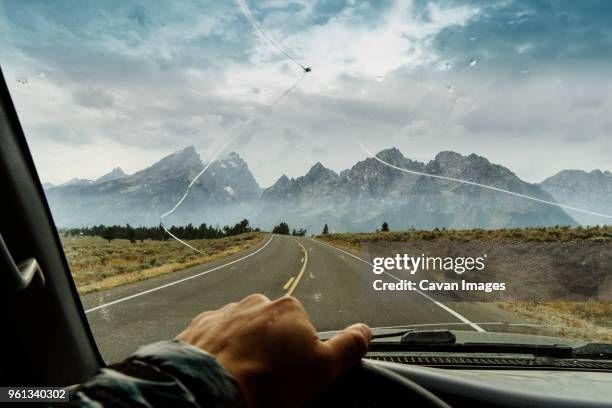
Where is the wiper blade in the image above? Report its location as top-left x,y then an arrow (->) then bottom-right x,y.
370,330 -> 412,340
369,330 -> 612,359
573,343 -> 612,358
370,330 -> 575,357
371,329 -> 457,343
401,330 -> 456,345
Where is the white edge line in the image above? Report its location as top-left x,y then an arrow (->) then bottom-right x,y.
310,238 -> 486,333
85,235 -> 274,314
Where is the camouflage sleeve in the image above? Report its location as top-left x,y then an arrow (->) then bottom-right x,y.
68,340 -> 246,408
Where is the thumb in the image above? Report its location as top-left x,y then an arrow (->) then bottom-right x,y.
323,323 -> 372,377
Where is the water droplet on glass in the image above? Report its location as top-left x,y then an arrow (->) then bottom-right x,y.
375,75 -> 384,82
520,69 -> 530,74
446,85 -> 454,93
469,59 -> 477,67
39,72 -> 47,79
469,36 -> 477,41
16,77 -> 29,84
444,61 -> 452,70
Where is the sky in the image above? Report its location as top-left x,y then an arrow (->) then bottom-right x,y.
1,0 -> 611,187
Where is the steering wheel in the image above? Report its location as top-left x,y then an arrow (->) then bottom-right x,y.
305,359 -> 452,407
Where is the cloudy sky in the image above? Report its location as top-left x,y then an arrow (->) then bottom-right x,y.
1,0 -> 611,187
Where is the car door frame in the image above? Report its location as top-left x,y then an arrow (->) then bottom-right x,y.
0,68 -> 102,385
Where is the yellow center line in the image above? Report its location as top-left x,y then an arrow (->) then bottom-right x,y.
285,239 -> 308,297
282,276 -> 295,290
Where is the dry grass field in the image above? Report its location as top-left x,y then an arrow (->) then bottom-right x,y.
498,301 -> 612,343
61,232 -> 264,294
318,225 -> 612,248
317,226 -> 612,342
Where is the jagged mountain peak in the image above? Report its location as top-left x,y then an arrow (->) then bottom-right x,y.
433,150 -> 463,162
95,167 -> 126,183
216,151 -> 248,169
139,146 -> 202,177
425,150 -> 518,182
540,168 -> 612,226
203,151 -> 261,200
431,151 -> 493,167
168,145 -> 200,162
348,148 -> 425,179
304,162 -> 337,182
589,169 -> 608,176
60,177 -> 93,187
375,147 -> 405,162
272,174 -> 291,186
544,169 -> 612,181
310,161 -> 326,171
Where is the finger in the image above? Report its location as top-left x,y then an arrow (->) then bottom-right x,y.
216,302 -> 238,316
323,323 -> 371,377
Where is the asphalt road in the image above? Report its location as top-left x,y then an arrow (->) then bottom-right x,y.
82,234 -> 530,362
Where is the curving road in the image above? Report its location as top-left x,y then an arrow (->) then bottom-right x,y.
81,234 -> 527,362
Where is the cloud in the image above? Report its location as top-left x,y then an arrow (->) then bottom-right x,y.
241,0 -> 479,83
431,0 -> 612,69
0,0 -> 611,187
72,86 -> 115,109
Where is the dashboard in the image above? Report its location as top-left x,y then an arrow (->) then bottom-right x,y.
373,359 -> 612,407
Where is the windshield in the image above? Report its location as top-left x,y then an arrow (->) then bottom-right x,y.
2,0 -> 611,363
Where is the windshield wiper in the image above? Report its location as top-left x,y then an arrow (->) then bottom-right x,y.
371,329 -> 458,344
401,330 -> 456,345
572,343 -> 612,359
370,330 -> 612,359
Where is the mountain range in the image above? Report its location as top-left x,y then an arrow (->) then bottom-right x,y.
43,146 -> 612,232
540,169 -> 612,226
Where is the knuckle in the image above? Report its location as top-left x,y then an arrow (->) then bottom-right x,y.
224,302 -> 238,310
242,293 -> 269,303
276,295 -> 302,308
190,311 -> 210,325
218,302 -> 238,316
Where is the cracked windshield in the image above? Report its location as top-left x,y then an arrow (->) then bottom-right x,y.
2,0 -> 611,363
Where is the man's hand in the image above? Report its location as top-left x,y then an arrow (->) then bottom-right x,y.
176,294 -> 372,407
